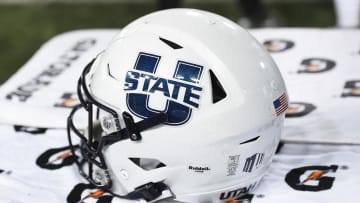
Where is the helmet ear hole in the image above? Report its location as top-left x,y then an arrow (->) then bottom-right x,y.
129,157 -> 166,171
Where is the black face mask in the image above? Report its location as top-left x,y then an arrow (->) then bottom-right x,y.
67,59 -> 169,201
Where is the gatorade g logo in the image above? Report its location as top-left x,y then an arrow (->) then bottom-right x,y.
14,125 -> 47,135
54,92 -> 79,108
341,80 -> 360,97
124,52 -> 203,125
298,58 -> 336,73
263,39 -> 294,53
286,102 -> 316,118
285,165 -> 338,192
36,145 -> 80,170
67,183 -> 114,203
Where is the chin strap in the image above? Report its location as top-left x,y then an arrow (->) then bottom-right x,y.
103,112 -> 173,202
124,182 -> 173,202
123,112 -> 142,141
70,59 -> 173,202
102,112 -> 168,146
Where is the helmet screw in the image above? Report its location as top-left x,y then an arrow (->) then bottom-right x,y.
131,133 -> 137,140
119,169 -> 129,180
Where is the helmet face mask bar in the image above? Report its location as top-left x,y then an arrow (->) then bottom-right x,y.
67,60 -> 170,201
67,8 -> 288,203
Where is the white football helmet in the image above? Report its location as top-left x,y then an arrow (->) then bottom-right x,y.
68,8 -> 288,203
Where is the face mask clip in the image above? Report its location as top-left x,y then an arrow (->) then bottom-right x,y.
126,182 -> 172,202
123,112 -> 142,141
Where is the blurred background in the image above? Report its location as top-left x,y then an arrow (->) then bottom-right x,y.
0,0 -> 358,84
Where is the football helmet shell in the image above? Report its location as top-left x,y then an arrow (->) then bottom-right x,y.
68,8 -> 287,203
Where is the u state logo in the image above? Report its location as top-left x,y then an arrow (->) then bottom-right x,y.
124,52 -> 204,125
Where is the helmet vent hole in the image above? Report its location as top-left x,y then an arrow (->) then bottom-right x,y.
240,136 -> 260,145
159,37 -> 183,49
209,69 -> 227,103
129,157 -> 166,171
107,63 -> 120,80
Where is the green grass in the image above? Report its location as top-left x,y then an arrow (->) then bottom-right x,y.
0,1 -> 335,84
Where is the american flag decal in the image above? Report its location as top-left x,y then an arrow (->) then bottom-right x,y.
273,93 -> 288,116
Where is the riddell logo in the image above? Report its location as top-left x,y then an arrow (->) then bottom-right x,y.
298,58 -> 336,73
188,165 -> 211,173
285,165 -> 338,192
263,39 -> 294,53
